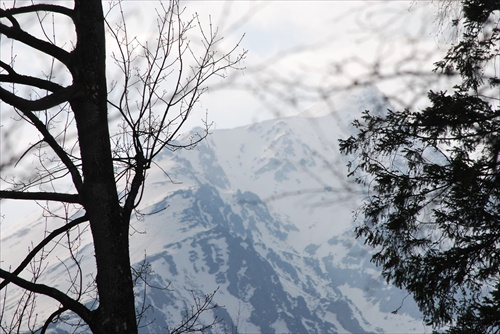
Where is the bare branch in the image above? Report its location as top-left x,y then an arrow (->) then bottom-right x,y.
0,269 -> 92,325
0,190 -> 80,203
12,107 -> 83,191
1,4 -> 74,19
169,288 -> 220,334
0,61 -> 64,92
0,12 -> 72,66
0,85 -> 77,112
40,306 -> 68,334
122,156 -> 145,216
0,214 -> 88,292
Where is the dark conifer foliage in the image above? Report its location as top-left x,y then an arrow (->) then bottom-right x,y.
339,0 -> 499,331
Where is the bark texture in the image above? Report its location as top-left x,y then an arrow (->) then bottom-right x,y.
70,1 -> 137,332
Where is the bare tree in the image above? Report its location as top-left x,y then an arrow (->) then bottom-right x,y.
0,0 -> 245,333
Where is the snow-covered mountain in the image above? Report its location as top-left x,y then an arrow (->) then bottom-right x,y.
1,87 -> 428,333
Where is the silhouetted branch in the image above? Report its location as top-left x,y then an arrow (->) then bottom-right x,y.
0,269 -> 92,324
0,11 -> 72,66
14,107 -> 83,191
0,60 -> 64,92
170,288 -> 220,334
0,215 -> 88,291
40,306 -> 68,334
0,190 -> 80,203
0,85 -> 77,112
2,4 -> 74,19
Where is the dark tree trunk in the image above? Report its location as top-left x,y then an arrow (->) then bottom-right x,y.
69,1 -> 137,333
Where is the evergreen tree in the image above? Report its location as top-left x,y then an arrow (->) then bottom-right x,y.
339,0 -> 500,331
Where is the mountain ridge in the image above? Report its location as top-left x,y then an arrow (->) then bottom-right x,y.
1,87 -> 427,333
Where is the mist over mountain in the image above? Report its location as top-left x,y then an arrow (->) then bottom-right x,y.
1,87 -> 427,333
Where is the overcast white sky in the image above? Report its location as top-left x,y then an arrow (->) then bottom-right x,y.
0,0 -> 451,232
107,0 -> 449,129
180,0 -> 449,128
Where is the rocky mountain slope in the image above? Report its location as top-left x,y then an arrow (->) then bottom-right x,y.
1,88 -> 428,333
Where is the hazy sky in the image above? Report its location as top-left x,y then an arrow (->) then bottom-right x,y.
183,0 -> 447,128
108,0 -> 447,129
0,0 -> 449,232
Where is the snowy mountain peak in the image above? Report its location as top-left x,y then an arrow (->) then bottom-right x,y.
1,87 -> 426,333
